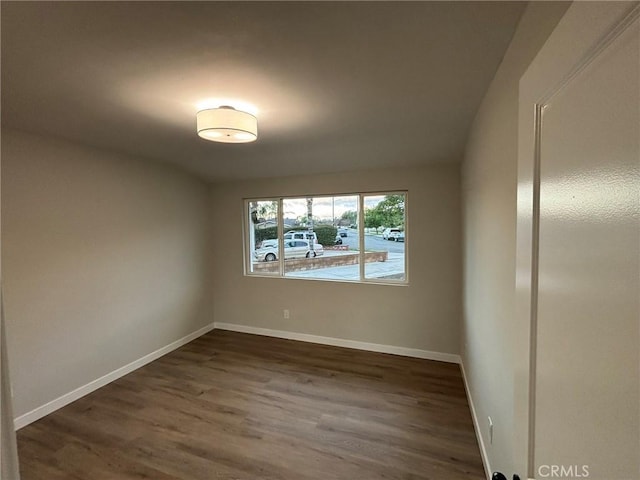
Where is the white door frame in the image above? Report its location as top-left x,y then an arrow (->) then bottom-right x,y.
515,2 -> 640,478
1,290 -> 21,480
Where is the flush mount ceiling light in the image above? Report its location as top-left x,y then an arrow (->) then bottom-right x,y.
196,106 -> 258,143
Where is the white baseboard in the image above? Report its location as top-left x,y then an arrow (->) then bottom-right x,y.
213,322 -> 461,364
460,359 -> 491,480
14,322 -> 216,430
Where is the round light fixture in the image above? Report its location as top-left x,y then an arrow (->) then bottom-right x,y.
196,106 -> 258,143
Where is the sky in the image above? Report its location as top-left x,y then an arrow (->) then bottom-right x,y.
282,195 -> 387,220
253,194 -> 395,222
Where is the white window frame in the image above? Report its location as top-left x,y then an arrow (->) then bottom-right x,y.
243,191 -> 408,285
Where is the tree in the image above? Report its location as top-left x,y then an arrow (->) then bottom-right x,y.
340,210 -> 358,225
296,215 -> 321,227
365,194 -> 405,229
256,201 -> 277,222
377,194 -> 405,228
364,208 -> 383,229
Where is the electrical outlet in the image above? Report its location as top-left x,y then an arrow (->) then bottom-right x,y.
488,416 -> 494,445
283,309 -> 290,319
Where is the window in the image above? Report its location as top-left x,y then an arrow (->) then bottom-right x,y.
363,194 -> 406,281
245,192 -> 407,284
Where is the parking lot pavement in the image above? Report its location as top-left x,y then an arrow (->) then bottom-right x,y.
287,252 -> 405,281
339,231 -> 405,254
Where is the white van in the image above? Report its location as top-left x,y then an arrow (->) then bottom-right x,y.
284,231 -> 317,242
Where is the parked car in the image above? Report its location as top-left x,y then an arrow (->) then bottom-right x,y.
254,239 -> 323,262
382,228 -> 403,241
259,239 -> 278,249
310,242 -> 324,256
284,231 -> 324,254
338,227 -> 348,237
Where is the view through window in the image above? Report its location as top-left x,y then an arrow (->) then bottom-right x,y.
246,192 -> 406,283
363,194 -> 406,281
247,199 -> 279,275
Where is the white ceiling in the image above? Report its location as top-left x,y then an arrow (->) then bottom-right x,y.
1,1 -> 526,182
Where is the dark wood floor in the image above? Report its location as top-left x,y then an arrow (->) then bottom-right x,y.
17,330 -> 485,480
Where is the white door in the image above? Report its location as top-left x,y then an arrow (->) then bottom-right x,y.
516,2 -> 639,479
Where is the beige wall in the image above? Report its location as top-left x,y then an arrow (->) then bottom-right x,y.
210,164 -> 462,355
1,129 -> 213,418
461,2 -> 569,476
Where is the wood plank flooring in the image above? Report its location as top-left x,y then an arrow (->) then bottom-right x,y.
17,330 -> 485,480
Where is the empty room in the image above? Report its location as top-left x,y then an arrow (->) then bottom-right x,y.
1,2 -> 638,480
